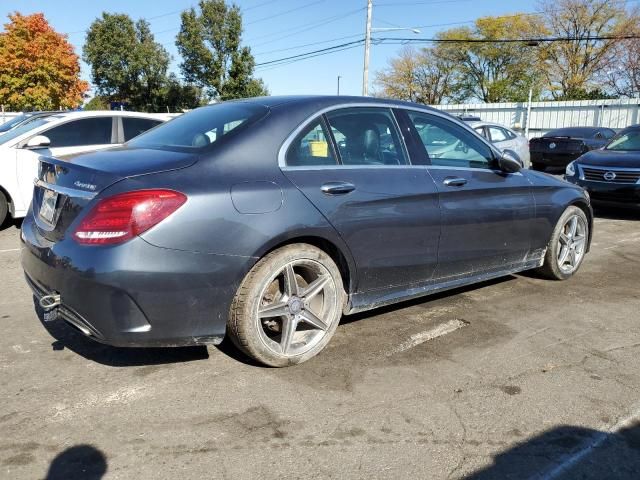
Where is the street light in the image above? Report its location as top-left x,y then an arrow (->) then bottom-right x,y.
361,0 -> 420,96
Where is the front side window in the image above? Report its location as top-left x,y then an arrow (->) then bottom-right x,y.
407,111 -> 494,168
325,108 -> 408,165
286,118 -> 337,166
44,117 -> 113,147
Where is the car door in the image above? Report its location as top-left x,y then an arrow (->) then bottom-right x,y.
402,110 -> 534,279
280,107 -> 441,292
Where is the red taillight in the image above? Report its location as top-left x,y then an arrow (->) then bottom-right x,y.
73,189 -> 187,245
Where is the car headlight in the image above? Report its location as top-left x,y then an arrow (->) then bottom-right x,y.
566,161 -> 576,176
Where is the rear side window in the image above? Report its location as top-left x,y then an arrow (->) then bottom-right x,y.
44,117 -> 113,147
325,107 -> 408,165
123,117 -> 163,141
129,103 -> 268,151
286,118 -> 337,167
488,127 -> 509,142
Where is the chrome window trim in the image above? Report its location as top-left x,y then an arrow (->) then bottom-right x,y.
277,102 -> 501,169
281,162 -> 523,176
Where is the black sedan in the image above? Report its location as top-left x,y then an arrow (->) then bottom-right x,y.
565,125 -> 640,205
21,96 -> 592,367
530,127 -> 616,171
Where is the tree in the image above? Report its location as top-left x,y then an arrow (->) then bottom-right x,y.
176,0 -> 268,100
83,13 -> 170,111
601,20 -> 640,98
84,96 -> 109,110
0,13 -> 88,110
374,46 -> 457,104
539,0 -> 634,99
437,14 -> 548,103
158,74 -> 204,111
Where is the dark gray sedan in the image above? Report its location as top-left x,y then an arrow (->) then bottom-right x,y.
21,96 -> 593,367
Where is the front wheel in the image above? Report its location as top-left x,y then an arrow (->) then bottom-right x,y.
0,191 -> 8,227
537,206 -> 589,280
228,244 -> 345,367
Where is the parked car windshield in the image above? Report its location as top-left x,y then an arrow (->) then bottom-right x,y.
605,128 -> 640,151
543,127 -> 597,138
0,116 -> 58,145
128,103 -> 269,151
0,114 -> 30,133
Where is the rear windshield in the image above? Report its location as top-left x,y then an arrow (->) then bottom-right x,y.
128,103 -> 269,151
605,128 -> 640,151
544,128 -> 596,138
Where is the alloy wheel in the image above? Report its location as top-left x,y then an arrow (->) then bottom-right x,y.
557,214 -> 587,274
255,259 -> 339,357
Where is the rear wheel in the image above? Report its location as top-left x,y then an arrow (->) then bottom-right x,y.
0,191 -> 8,227
228,244 -> 345,367
537,206 -> 589,280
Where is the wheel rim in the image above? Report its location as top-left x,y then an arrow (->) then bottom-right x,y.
557,214 -> 587,274
255,259 -> 338,357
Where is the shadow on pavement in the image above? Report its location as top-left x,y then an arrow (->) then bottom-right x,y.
592,203 -> 640,221
41,315 -> 209,367
45,445 -> 107,480
0,216 -> 22,232
467,423 -> 640,479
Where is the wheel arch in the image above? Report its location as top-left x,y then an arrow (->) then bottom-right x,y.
253,233 -> 357,295
568,198 -> 594,252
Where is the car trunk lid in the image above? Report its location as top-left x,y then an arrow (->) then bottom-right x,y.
32,147 -> 197,242
530,136 -> 585,153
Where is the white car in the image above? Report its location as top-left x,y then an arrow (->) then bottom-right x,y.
466,121 -> 531,168
0,111 -> 170,224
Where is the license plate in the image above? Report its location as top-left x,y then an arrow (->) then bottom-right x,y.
39,189 -> 58,223
43,308 -> 58,322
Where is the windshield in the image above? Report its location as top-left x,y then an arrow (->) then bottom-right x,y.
128,103 -> 269,151
544,128 -> 596,138
0,116 -> 57,145
605,129 -> 640,151
0,114 -> 29,133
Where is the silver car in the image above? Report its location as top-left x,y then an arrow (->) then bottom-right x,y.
466,121 -> 531,169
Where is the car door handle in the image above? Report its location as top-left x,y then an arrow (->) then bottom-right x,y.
321,181 -> 356,195
443,177 -> 468,187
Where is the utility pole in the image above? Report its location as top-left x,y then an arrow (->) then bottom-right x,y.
362,0 -> 373,96
337,75 -> 342,95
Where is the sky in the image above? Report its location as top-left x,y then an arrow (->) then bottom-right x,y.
1,0 -> 539,97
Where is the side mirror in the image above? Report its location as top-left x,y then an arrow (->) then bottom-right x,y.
24,135 -> 51,149
498,151 -> 522,173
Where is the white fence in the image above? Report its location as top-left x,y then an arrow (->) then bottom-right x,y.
432,98 -> 640,138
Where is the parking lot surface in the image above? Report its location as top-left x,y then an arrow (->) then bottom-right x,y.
1,206 -> 640,479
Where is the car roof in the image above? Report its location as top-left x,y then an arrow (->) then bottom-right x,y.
47,110 -> 172,121
227,95 -> 442,112
466,121 -> 515,130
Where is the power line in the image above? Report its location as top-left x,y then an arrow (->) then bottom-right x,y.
245,0 -> 326,26
255,39 -> 365,67
253,33 -> 364,57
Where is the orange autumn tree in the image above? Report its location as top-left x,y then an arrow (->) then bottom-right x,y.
0,13 -> 88,110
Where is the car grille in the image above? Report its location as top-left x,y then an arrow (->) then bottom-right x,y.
582,167 -> 640,184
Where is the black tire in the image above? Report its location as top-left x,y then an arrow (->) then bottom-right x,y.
531,162 -> 545,171
537,206 -> 589,280
228,244 -> 345,367
0,191 -> 8,227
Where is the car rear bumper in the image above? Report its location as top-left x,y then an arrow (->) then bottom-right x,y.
21,214 -> 254,347
565,177 -> 640,205
531,152 -> 582,167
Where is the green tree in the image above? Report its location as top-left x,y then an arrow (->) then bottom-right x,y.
176,0 -> 268,100
83,13 -> 170,111
437,14 -> 548,102
158,74 -> 204,112
84,95 -> 109,110
374,46 -> 458,104
539,0 -> 634,100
